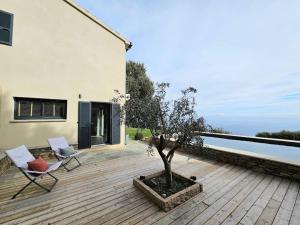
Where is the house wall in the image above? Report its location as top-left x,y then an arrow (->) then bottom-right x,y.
0,0 -> 127,150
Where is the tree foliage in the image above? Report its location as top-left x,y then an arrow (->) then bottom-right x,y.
126,61 -> 154,128
114,83 -> 205,188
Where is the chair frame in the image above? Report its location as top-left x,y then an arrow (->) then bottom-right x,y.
54,153 -> 81,172
48,137 -> 82,172
12,168 -> 58,199
5,145 -> 62,199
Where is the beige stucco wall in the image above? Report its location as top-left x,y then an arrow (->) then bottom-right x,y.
0,0 -> 127,150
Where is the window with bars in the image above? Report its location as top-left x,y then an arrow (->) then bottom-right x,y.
0,10 -> 13,46
14,97 -> 67,120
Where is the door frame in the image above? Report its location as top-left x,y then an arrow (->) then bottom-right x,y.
90,102 -> 111,145
78,101 -> 121,148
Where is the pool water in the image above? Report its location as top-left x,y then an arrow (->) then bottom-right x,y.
203,136 -> 300,162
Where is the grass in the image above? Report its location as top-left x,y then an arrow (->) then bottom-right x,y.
126,127 -> 152,139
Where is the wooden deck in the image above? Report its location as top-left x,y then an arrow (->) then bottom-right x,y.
0,141 -> 299,225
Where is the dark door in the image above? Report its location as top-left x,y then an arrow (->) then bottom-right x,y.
78,102 -> 91,149
110,103 -> 120,144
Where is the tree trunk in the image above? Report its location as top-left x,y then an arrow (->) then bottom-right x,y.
164,161 -> 173,188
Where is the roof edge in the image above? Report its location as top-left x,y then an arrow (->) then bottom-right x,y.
63,0 -> 132,50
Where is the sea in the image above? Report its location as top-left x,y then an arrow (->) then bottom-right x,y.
203,116 -> 300,163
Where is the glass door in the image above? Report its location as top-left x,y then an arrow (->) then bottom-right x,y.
91,103 -> 109,145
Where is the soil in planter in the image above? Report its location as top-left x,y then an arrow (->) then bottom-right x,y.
143,173 -> 194,198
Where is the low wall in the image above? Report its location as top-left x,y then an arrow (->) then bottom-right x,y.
0,153 -> 11,176
178,145 -> 300,181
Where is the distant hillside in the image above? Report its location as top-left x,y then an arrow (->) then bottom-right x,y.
256,130 -> 300,141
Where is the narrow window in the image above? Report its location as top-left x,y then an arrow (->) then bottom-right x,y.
0,10 -> 13,46
19,101 -> 31,117
32,102 -> 42,117
14,97 -> 67,120
55,102 -> 66,118
43,102 -> 54,117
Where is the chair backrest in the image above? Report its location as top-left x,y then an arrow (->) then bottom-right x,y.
48,137 -> 69,153
6,145 -> 35,169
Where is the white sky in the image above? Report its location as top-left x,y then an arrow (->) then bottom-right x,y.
76,0 -> 300,121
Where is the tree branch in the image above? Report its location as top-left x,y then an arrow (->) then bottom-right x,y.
150,129 -> 159,148
168,151 -> 175,163
166,144 -> 179,162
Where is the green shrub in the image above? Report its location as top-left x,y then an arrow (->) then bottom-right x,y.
256,130 -> 300,141
209,127 -> 231,134
126,127 -> 151,139
134,132 -> 144,140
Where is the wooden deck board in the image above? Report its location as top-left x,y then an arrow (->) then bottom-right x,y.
239,177 -> 282,225
272,181 -> 299,225
187,172 -> 257,225
255,179 -> 290,225
0,141 -> 299,225
203,174 -> 265,225
290,186 -> 300,225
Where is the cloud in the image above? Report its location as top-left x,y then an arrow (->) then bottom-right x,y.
76,0 -> 300,119
282,93 -> 300,101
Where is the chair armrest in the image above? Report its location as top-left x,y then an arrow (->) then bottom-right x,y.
56,151 -> 80,158
72,151 -> 80,156
23,169 -> 47,174
55,153 -> 67,158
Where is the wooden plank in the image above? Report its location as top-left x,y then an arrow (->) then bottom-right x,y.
203,169 -> 249,206
1,141 -> 298,225
165,170 -> 252,224
4,186 -> 138,224
60,196 -> 150,225
118,205 -> 160,225
35,157 -> 213,224
0,167 -> 191,223
203,174 -> 265,225
0,161 -> 163,220
185,171 -> 257,225
2,161 -> 177,224
135,165 -> 236,225
197,164 -> 234,182
0,156 -> 183,223
290,185 -> 300,225
170,172 -> 258,225
148,166 -> 240,225
40,192 -> 147,225
221,175 -> 273,225
92,201 -> 154,225
255,179 -> 290,225
0,151 -> 176,202
0,154 -> 156,200
239,177 -> 281,225
272,181 -> 299,225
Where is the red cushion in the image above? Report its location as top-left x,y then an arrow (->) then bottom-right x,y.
27,156 -> 49,172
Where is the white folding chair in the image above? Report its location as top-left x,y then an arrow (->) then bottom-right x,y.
6,145 -> 62,199
48,137 -> 81,172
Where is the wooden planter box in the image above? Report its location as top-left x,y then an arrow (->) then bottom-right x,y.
133,171 -> 203,212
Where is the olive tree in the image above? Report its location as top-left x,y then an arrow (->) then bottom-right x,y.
114,82 -> 204,188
